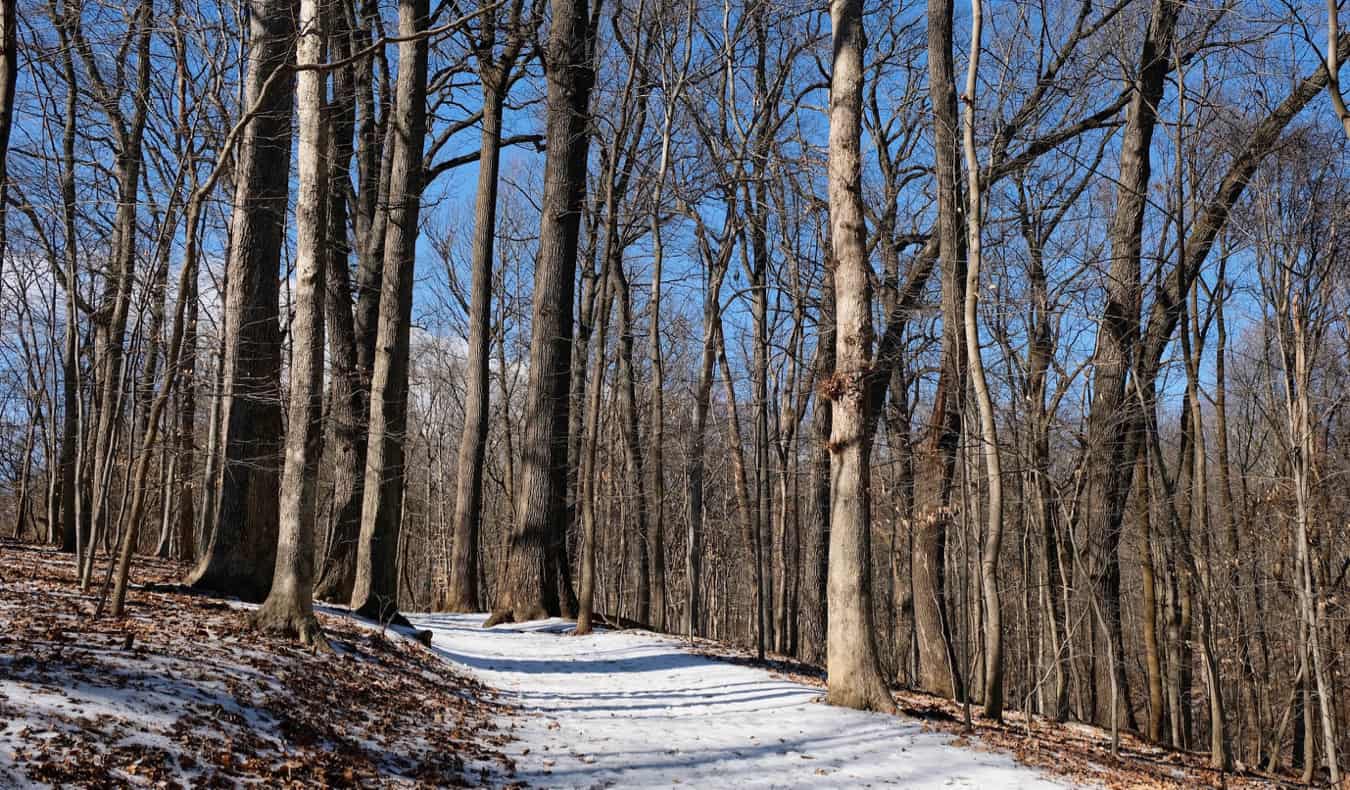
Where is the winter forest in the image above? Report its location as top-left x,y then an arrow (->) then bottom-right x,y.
1,0 -> 1349,784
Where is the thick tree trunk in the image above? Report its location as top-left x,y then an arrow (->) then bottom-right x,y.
313,9 -> 365,605
488,0 -> 594,625
823,0 -> 894,713
913,0 -> 965,701
1080,0 -> 1177,727
187,0 -> 297,601
253,0 -> 328,646
350,0 -> 428,623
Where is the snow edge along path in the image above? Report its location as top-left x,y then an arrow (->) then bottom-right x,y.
409,613 -> 1088,789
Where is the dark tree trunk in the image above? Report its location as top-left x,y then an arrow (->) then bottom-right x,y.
313,13 -> 365,604
913,0 -> 965,701
187,0 -> 297,601
446,30 -> 515,609
1080,0 -> 1178,728
488,0 -> 595,625
350,0 -> 428,623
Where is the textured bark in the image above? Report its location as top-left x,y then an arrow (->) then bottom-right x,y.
0,0 -> 16,282
823,0 -> 894,713
187,0 -> 296,601
913,0 -> 965,701
254,0 -> 328,647
1079,0 -> 1177,727
489,0 -> 594,625
350,0 -> 428,623
445,49 -> 511,613
313,12 -> 365,605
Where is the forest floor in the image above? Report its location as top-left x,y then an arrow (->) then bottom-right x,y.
0,541 -> 1300,789
0,542 -> 517,787
413,614 -> 1293,789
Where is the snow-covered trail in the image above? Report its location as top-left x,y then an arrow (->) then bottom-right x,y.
410,613 -> 1077,789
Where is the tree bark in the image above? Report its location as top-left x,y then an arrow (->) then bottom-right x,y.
313,3 -> 365,604
187,0 -> 297,601
444,7 -> 526,611
959,0 -> 1003,719
488,0 -> 595,625
823,0 -> 894,713
1079,0 -> 1178,727
252,0 -> 328,647
350,0 -> 429,623
913,0 -> 965,701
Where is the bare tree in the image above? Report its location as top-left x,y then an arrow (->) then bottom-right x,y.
487,0 -> 597,625
251,0 -> 330,647
187,0 -> 298,601
822,0 -> 893,714
350,0 -> 430,623
444,0 -> 534,614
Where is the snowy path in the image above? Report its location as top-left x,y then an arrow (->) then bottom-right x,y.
410,614 -> 1079,789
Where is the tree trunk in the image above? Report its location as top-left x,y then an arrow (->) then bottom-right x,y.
488,0 -> 594,625
187,0 -> 297,601
913,0 -> 965,702
959,0 -> 1003,719
823,0 -> 895,713
313,7 -> 365,604
575,233 -> 614,636
1080,0 -> 1178,727
350,0 -> 428,623
444,57 -> 510,613
0,0 -> 16,284
253,0 -> 328,646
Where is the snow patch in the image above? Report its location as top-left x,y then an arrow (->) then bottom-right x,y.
411,613 -> 1087,789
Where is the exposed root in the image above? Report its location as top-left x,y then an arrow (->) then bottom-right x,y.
482,610 -> 513,628
250,602 -> 333,654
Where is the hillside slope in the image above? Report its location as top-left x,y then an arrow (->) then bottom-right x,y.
0,544 -> 515,787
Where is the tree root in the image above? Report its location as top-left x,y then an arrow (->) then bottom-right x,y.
482,610 -> 513,628
250,603 -> 333,653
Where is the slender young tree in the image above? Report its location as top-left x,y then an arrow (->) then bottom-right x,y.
960,0 -> 1003,721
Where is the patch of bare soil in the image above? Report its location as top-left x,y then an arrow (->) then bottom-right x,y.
0,541 -> 521,788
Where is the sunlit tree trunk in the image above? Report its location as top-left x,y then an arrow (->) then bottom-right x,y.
823,0 -> 894,713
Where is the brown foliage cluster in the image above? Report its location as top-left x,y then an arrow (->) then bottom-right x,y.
0,542 -> 519,788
